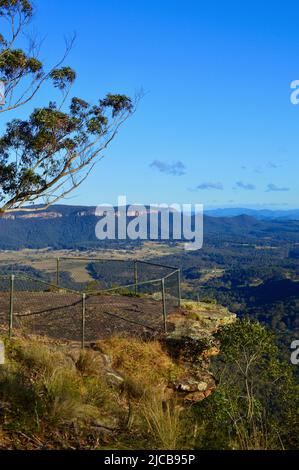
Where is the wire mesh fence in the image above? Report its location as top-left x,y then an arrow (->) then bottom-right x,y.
164,270 -> 181,314
0,258 -> 181,346
0,257 -> 57,283
0,275 -> 10,337
56,257 -> 179,292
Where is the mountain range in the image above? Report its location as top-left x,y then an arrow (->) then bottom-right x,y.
205,208 -> 299,219
0,204 -> 299,250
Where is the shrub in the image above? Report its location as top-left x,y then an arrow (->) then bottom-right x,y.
141,394 -> 183,450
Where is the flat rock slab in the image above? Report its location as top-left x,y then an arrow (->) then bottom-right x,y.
0,292 -> 177,342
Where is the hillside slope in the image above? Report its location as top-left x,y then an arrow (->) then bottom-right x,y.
1,204 -> 299,250
0,301 -> 235,450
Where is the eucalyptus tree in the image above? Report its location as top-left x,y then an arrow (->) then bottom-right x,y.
0,0 -> 135,213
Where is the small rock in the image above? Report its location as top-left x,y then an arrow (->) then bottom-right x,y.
105,371 -> 124,387
172,379 -> 208,393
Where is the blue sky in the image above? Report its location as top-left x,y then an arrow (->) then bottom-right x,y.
5,0 -> 299,208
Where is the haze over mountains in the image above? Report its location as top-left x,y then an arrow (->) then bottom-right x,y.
205,208 -> 299,220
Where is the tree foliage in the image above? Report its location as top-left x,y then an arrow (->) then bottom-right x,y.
194,319 -> 299,450
0,0 -> 135,212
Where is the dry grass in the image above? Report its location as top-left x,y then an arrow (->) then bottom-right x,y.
98,336 -> 182,391
141,393 -> 183,450
12,338 -> 69,375
0,337 -> 118,438
0,334 -> 189,450
75,349 -> 103,376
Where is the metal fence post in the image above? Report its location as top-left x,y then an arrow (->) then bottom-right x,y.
134,260 -> 138,295
177,269 -> 181,308
161,278 -> 167,333
9,274 -> 14,339
56,257 -> 60,287
81,293 -> 86,349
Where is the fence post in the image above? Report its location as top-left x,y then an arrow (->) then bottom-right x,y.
161,278 -> 167,333
134,260 -> 138,295
177,269 -> 181,308
9,274 -> 14,339
81,293 -> 86,350
56,257 -> 60,287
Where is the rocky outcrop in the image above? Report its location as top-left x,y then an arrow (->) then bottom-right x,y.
85,301 -> 236,405
163,301 -> 236,402
90,301 -> 236,404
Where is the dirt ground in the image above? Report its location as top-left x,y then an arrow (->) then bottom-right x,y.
0,292 -> 174,342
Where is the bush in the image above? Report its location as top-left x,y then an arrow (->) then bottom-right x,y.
193,319 -> 299,450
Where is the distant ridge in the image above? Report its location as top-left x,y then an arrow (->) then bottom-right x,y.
0,204 -> 299,250
205,208 -> 299,220
3,204 -> 299,220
